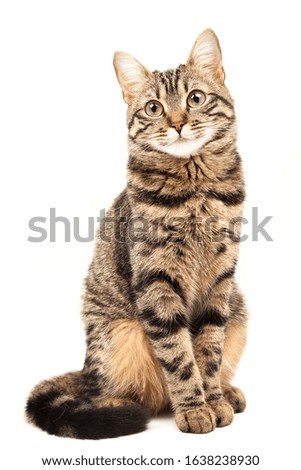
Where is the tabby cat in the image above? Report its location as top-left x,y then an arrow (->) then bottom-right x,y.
26,29 -> 247,439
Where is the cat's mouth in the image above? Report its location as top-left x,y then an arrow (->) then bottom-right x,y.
151,128 -> 215,158
169,134 -> 190,143
164,135 -> 193,148
174,135 -> 187,142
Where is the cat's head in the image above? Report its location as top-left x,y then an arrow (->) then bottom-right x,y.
113,29 -> 235,158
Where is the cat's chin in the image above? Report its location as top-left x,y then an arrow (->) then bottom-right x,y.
151,128 -> 215,158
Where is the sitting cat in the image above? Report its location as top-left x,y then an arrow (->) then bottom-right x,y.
26,29 -> 247,439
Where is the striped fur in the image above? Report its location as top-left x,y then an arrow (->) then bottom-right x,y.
26,29 -> 247,438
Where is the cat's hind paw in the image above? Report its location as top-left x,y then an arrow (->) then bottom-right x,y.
222,384 -> 246,413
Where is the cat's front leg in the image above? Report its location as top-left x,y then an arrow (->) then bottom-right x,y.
133,265 -> 216,434
192,281 -> 235,427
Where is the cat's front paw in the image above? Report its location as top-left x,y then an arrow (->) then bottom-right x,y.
207,397 -> 234,427
175,405 -> 216,434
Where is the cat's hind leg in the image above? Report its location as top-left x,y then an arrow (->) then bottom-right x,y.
221,284 -> 247,413
106,318 -> 169,415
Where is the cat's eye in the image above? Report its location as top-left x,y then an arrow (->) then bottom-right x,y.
187,90 -> 206,108
145,100 -> 164,117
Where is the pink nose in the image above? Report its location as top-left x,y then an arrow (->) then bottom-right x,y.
171,121 -> 185,134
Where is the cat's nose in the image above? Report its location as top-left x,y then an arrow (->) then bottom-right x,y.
171,121 -> 185,135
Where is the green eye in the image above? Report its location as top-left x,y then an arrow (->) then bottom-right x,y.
145,100 -> 164,117
187,90 -> 206,108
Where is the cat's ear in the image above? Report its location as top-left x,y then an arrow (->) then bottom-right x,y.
113,52 -> 151,104
187,29 -> 225,83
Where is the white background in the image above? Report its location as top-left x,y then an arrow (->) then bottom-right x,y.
1,1 -> 300,469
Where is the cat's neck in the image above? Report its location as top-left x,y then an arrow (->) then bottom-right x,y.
127,138 -> 241,184
126,138 -> 244,218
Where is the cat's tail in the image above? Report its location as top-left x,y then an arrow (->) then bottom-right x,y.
25,371 -> 149,439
